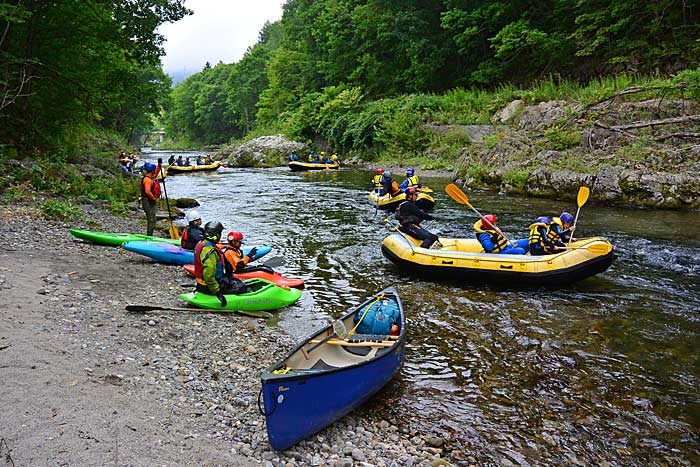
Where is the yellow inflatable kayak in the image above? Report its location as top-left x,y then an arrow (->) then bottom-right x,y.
368,191 -> 435,211
381,234 -> 614,286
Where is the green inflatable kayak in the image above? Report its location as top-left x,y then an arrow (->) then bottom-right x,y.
179,278 -> 302,311
69,228 -> 180,247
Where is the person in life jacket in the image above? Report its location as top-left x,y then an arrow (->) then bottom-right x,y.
176,155 -> 184,166
399,167 -> 423,191
140,162 -> 161,236
195,155 -> 202,165
372,168 -> 385,194
194,221 -> 234,307
181,210 -> 205,250
223,231 -> 258,275
548,212 -> 576,246
382,170 -> 402,197
396,187 -> 441,249
528,216 -> 559,255
474,214 -> 529,254
205,154 -> 213,164
331,153 -> 339,163
168,154 -> 175,166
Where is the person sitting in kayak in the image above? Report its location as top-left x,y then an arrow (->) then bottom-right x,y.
194,221 -> 240,307
399,167 -> 422,191
223,231 -> 258,274
382,170 -> 402,197
372,168 -> 385,194
181,210 -> 205,250
474,214 -> 529,254
396,187 -> 441,249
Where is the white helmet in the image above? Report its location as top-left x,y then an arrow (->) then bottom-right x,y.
186,210 -> 201,223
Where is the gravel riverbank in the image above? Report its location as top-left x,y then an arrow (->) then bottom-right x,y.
0,201 -> 475,467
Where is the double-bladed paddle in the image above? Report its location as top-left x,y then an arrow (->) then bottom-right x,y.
125,304 -> 273,319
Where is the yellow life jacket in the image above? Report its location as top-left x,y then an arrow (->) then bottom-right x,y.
473,219 -> 508,253
372,174 -> 383,190
405,175 -> 420,187
528,222 -> 553,253
547,217 -> 564,244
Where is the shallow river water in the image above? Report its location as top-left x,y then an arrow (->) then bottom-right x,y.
151,152 -> 699,466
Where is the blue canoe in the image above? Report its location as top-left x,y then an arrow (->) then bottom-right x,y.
122,241 -> 271,266
260,287 -> 405,450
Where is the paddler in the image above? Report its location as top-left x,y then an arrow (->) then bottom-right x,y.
139,162 -> 161,236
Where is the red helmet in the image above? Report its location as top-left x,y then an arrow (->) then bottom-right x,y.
405,187 -> 418,196
376,168 -> 384,174
482,214 -> 497,229
227,231 -> 243,242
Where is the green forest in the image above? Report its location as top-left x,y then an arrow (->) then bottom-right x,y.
2,0 -> 699,158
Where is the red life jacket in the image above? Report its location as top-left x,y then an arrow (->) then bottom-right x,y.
153,179 -> 162,197
194,241 -> 225,285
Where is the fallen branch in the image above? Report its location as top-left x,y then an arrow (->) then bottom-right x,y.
608,114 -> 700,131
592,121 -> 638,138
656,132 -> 700,142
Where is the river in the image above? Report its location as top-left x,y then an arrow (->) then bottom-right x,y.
151,153 -> 699,466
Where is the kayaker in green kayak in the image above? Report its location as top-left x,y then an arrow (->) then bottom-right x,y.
193,221 -> 248,308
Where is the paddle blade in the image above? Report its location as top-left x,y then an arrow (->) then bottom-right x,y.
586,243 -> 612,255
262,256 -> 285,268
445,183 -> 471,207
169,224 -> 181,240
577,186 -> 590,207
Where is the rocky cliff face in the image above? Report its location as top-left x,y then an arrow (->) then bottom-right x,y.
218,135 -> 306,167
452,94 -> 700,209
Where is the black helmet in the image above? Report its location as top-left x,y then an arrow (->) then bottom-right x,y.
204,221 -> 224,240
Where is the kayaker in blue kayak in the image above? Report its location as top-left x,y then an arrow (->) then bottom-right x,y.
474,214 -> 529,254
194,221 -> 233,307
396,187 -> 441,249
181,210 -> 204,250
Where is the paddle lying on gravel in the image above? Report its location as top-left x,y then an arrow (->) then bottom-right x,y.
125,304 -> 273,319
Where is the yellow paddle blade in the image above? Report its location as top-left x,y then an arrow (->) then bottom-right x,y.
169,224 -> 181,240
577,186 -> 590,207
444,183 -> 472,208
419,185 -> 434,193
586,243 -> 611,255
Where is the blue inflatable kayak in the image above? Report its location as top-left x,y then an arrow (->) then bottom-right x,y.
122,241 -> 271,266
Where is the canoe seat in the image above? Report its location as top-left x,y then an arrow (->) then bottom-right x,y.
311,359 -> 339,371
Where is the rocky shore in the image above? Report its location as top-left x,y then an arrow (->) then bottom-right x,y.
0,201 -> 472,467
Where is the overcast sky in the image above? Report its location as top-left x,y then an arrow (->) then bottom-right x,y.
159,0 -> 285,76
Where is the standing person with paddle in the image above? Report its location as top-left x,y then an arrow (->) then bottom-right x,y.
139,162 -> 161,236
396,187 -> 441,249
194,221 -> 235,308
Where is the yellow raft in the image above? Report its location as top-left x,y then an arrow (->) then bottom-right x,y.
368,191 -> 435,211
381,234 -> 614,286
165,161 -> 221,174
288,161 -> 340,171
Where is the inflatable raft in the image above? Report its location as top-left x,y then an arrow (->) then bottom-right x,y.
165,161 -> 221,174
179,278 -> 301,311
368,191 -> 435,212
288,161 -> 340,171
381,234 -> 614,286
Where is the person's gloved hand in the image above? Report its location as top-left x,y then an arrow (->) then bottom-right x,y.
216,291 -> 227,307
247,247 -> 258,259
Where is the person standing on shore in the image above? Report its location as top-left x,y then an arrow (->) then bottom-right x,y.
140,162 -> 160,236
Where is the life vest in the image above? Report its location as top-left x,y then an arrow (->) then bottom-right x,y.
140,175 -> 159,201
181,225 -> 203,250
547,217 -> 564,244
405,175 -> 420,188
223,246 -> 248,274
528,222 -> 552,253
385,180 -> 401,197
194,241 -> 225,286
372,174 -> 383,191
473,219 -> 508,253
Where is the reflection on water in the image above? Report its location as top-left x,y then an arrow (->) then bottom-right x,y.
149,152 -> 700,466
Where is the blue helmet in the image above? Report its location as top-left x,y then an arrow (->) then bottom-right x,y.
560,212 -> 574,224
406,168 -> 415,176
144,162 -> 157,173
536,216 -> 551,224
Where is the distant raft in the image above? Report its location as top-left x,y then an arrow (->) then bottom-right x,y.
381,234 -> 614,286
368,190 -> 435,212
165,161 -> 221,174
288,160 -> 340,171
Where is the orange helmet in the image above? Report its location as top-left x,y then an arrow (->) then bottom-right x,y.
482,214 -> 497,229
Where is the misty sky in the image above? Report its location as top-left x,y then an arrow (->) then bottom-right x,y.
159,0 -> 285,75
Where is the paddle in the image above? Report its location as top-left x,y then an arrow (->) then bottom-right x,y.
384,218 -> 416,254
444,183 -> 510,242
125,304 -> 273,319
568,186 -> 590,246
306,319 -> 348,353
559,243 -> 611,255
158,160 -> 180,240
